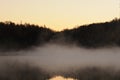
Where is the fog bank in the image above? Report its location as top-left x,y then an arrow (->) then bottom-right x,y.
0,44 -> 120,72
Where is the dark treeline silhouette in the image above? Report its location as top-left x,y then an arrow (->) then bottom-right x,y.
0,18 -> 120,51
51,18 -> 120,48
0,21 -> 54,51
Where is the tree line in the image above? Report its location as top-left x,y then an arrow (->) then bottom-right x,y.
0,19 -> 120,51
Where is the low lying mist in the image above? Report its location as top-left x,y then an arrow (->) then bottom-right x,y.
1,44 -> 120,72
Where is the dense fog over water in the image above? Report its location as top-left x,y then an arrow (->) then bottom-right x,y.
0,44 -> 120,72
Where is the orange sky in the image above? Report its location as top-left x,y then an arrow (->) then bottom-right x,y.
0,0 -> 119,31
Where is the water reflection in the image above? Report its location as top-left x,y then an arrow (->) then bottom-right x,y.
49,76 -> 77,80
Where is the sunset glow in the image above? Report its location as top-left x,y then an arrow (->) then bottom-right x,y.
0,0 -> 119,31
49,76 -> 77,80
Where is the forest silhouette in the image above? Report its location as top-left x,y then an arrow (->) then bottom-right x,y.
0,19 -> 120,51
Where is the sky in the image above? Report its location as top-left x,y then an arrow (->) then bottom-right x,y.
0,0 -> 119,31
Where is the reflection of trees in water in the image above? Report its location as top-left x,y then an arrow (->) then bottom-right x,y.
0,62 -> 120,80
0,62 -> 50,80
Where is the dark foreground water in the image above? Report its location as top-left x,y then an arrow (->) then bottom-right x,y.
1,44 -> 120,80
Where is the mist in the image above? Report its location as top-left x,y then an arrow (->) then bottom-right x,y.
1,44 -> 120,72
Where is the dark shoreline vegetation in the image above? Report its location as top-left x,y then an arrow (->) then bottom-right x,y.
0,18 -> 119,51
0,18 -> 120,80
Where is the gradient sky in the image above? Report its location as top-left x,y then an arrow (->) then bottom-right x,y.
0,0 -> 119,31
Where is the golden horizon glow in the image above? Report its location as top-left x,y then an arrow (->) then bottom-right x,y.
0,0 -> 119,31
49,76 -> 77,80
